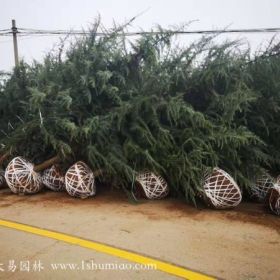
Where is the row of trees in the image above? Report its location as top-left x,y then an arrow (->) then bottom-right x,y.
0,21 -> 279,203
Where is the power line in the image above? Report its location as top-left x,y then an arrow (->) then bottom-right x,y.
0,27 -> 280,37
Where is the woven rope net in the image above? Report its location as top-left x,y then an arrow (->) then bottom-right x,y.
5,157 -> 43,194
65,161 -> 96,198
250,174 -> 274,202
201,167 -> 242,209
134,172 -> 169,200
42,165 -> 65,191
267,184 -> 280,216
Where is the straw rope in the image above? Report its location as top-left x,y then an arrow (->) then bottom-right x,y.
0,170 -> 5,187
135,172 -> 169,199
65,161 -> 96,198
250,174 -> 274,201
267,184 -> 280,216
42,165 -> 65,191
5,157 -> 43,194
202,167 -> 242,209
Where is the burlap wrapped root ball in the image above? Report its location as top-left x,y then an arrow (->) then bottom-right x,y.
201,167 -> 242,209
133,172 -> 169,200
65,161 -> 96,198
42,165 -> 65,191
266,184 -> 280,216
5,157 -> 43,194
249,174 -> 274,202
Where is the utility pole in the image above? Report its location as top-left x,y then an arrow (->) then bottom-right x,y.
12,19 -> 19,66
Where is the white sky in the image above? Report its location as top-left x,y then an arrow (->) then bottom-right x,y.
1,0 -> 280,71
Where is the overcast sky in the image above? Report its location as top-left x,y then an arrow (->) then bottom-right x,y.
1,0 -> 280,71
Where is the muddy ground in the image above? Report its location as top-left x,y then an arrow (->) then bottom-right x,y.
0,187 -> 279,279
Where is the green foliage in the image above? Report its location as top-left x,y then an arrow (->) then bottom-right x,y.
0,21 -> 279,203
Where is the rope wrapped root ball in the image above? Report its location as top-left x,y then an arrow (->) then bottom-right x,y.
65,161 -> 96,199
201,167 -> 242,209
249,174 -> 274,202
42,165 -> 65,191
133,172 -> 169,200
266,184 -> 280,216
0,170 -> 6,188
4,157 -> 43,194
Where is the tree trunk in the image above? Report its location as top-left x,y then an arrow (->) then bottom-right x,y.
34,155 -> 60,172
0,152 -> 10,165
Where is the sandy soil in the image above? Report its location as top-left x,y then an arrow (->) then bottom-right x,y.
0,187 -> 279,280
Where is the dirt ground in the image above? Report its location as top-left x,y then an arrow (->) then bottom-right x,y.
0,186 -> 279,280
